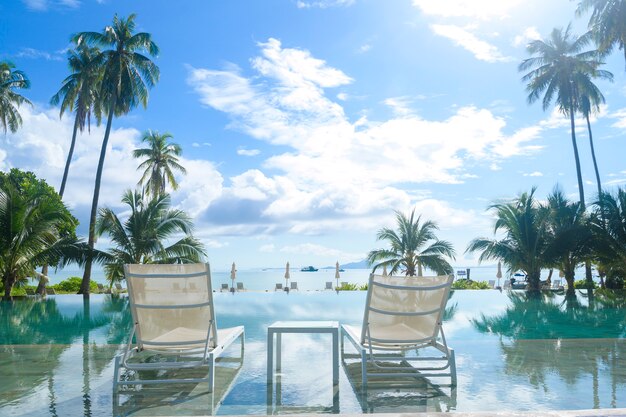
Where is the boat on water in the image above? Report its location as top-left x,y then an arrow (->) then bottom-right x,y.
300,266 -> 319,272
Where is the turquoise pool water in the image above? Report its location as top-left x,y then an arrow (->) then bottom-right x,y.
1,290 -> 625,416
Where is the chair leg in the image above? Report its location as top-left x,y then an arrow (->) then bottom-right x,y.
360,348 -> 368,390
208,353 -> 215,393
449,348 -> 457,386
112,355 -> 121,390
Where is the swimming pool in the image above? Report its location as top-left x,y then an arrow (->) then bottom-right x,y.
1,290 -> 625,416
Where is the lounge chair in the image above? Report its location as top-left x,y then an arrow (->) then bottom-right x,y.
113,263 -> 245,392
290,282 -> 298,291
97,283 -> 111,294
552,279 -> 562,290
275,283 -> 283,291
325,282 -> 333,290
503,279 -> 511,290
114,283 -> 124,293
221,283 -> 229,292
45,287 -> 56,295
488,280 -> 495,288
237,282 -> 244,292
341,274 -> 457,387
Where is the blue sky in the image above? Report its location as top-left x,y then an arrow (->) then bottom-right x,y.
1,0 -> 625,271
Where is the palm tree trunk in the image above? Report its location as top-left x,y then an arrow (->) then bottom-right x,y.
527,268 -> 541,292
569,106 -> 585,207
3,275 -> 14,301
80,100 -> 115,297
59,116 -> 80,198
585,115 -> 602,200
36,264 -> 48,295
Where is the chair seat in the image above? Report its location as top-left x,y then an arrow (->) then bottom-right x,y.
144,326 -> 244,351
343,324 -> 434,349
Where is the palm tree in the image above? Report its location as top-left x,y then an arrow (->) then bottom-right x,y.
577,0 -> 626,66
0,61 -> 32,134
51,43 -> 102,198
544,188 -> 593,294
466,189 -> 550,292
95,190 -> 205,286
73,14 -> 160,296
576,69 -> 613,201
0,181 -> 83,300
591,188 -> 626,288
133,130 -> 186,198
367,209 -> 455,276
519,25 -> 604,207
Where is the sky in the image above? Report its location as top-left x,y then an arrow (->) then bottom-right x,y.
1,0 -> 626,271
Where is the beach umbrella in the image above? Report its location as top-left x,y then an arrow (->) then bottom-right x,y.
284,262 -> 290,288
382,265 -> 388,277
335,261 -> 341,288
496,261 -> 502,287
230,262 -> 236,290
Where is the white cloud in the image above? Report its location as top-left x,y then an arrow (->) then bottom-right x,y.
413,0 -> 524,20
296,0 -> 354,9
383,96 -> 415,116
524,171 -> 543,177
187,38 -> 543,236
358,43 -> 371,53
336,92 -> 348,101
237,148 -> 261,156
22,0 -> 79,10
431,24 -> 513,63
280,243 -> 362,259
16,47 -> 63,61
513,27 -> 541,48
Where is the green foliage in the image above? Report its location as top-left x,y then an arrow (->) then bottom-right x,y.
359,283 -> 368,291
336,282 -> 359,291
134,131 -> 186,198
0,60 -> 32,133
53,276 -> 98,293
368,209 -> 455,276
452,279 -> 492,290
574,279 -> 597,289
95,190 -> 205,285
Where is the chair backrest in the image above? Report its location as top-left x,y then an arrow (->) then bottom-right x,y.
115,283 -> 123,290
290,282 -> 297,289
361,274 -> 453,346
488,280 -> 495,288
325,282 -> 332,289
553,279 -> 561,288
275,283 -> 282,290
124,263 -> 217,350
221,283 -> 229,289
237,282 -> 243,290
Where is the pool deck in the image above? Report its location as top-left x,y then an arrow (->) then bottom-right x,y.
221,411 -> 626,417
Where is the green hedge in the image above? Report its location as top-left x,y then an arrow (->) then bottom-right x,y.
573,279 -> 598,290
452,279 -> 492,290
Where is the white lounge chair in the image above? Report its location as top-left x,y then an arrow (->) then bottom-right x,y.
275,283 -> 283,291
237,282 -> 244,292
552,279 -> 562,290
113,263 -> 245,392
290,282 -> 298,291
341,274 -> 457,388
221,283 -> 229,292
114,283 -> 124,293
488,280 -> 495,288
503,279 -> 511,290
325,282 -> 333,290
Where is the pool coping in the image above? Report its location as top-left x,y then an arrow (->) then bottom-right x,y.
207,411 -> 626,417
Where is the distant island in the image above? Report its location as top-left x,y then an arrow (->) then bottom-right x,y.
321,259 -> 369,269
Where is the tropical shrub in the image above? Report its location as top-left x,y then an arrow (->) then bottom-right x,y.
574,279 -> 597,289
452,280 -> 491,290
367,209 -> 455,276
53,277 -> 98,293
336,282 -> 359,291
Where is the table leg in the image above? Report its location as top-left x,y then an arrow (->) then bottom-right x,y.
276,332 -> 282,373
332,329 -> 339,385
267,330 -> 274,383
